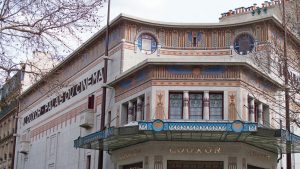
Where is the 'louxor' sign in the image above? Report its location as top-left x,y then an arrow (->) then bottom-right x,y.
23,68 -> 104,125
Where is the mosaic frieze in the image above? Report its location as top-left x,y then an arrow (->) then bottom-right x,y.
152,65 -> 239,80
117,70 -> 149,90
241,68 -> 277,95
123,20 -> 272,51
172,31 -> 179,47
155,90 -> 165,119
225,31 -> 231,48
228,91 -> 237,121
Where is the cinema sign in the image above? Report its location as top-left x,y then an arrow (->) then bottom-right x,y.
23,68 -> 104,125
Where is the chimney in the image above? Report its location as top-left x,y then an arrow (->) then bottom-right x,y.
264,1 -> 269,7
241,7 -> 245,13
271,0 -> 275,6
253,3 -> 257,10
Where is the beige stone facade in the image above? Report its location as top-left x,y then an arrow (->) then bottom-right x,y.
14,1 -> 300,169
0,110 -> 16,169
0,72 -> 21,169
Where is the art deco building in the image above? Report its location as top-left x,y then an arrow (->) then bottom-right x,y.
15,1 -> 300,169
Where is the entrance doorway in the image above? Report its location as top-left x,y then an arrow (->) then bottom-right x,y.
167,160 -> 223,169
123,162 -> 143,169
247,165 -> 264,169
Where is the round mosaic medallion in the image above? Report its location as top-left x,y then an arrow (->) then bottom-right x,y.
137,33 -> 157,55
234,33 -> 255,55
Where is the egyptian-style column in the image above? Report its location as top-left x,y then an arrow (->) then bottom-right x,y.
258,103 -> 263,125
203,91 -> 210,120
249,99 -> 255,122
183,91 -> 189,120
128,101 -> 133,123
136,97 -> 143,121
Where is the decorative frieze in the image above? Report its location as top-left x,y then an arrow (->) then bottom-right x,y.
228,91 -> 237,121
228,157 -> 237,169
152,66 -> 239,80
155,91 -> 165,119
154,156 -> 163,169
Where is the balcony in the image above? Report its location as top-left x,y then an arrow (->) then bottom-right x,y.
19,140 -> 30,154
79,109 -> 95,129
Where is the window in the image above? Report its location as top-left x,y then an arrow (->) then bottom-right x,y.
192,37 -> 197,47
234,33 -> 255,55
107,111 -> 111,128
254,102 -> 259,122
121,95 -> 145,125
132,100 -> 138,121
248,97 -> 259,122
122,103 -> 129,124
88,95 -> 95,109
189,93 -> 203,120
86,155 -> 91,169
140,97 -> 145,120
209,93 -> 223,120
137,33 -> 157,55
169,93 -> 183,119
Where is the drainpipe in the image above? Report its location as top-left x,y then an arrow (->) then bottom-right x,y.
277,119 -> 283,163
99,0 -> 110,169
13,70 -> 23,169
12,104 -> 18,169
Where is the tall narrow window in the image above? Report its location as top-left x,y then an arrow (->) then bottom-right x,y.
141,97 -> 145,120
88,95 -> 95,109
122,103 -> 128,124
169,93 -> 183,119
192,37 -> 197,47
209,93 -> 223,120
107,111 -> 111,127
189,93 -> 203,120
86,155 -> 91,169
254,102 -> 259,122
132,100 -> 137,121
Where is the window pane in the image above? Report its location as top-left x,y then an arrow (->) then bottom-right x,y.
169,93 -> 183,119
209,93 -> 223,120
189,93 -> 203,120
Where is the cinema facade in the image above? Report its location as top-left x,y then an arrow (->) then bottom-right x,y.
15,1 -> 300,169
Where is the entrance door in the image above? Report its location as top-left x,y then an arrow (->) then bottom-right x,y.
167,160 -> 223,169
247,165 -> 264,169
123,162 -> 143,169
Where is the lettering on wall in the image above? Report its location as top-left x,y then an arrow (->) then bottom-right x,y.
247,150 -> 271,160
23,68 -> 104,125
119,149 -> 141,161
169,145 -> 222,154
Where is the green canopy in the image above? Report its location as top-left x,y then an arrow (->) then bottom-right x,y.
74,121 -> 300,154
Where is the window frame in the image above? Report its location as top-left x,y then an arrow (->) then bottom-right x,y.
88,94 -> 95,110
168,92 -> 183,120
209,92 -> 224,120
188,92 -> 204,120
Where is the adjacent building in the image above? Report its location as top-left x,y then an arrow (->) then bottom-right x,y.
15,1 -> 300,169
0,69 -> 23,169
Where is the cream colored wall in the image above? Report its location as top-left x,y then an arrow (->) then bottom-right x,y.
112,141 -> 277,169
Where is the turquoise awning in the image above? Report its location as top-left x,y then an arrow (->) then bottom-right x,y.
74,121 -> 300,154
